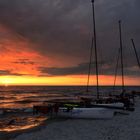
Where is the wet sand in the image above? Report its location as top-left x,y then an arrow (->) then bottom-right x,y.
9,97 -> 140,140
0,115 -> 66,140
0,113 -> 50,140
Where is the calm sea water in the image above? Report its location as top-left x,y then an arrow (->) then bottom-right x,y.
0,86 -> 140,109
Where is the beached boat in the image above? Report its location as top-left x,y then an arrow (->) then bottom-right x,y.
85,1 -> 136,111
33,100 -> 132,119
81,0 -> 131,111
56,102 -> 126,119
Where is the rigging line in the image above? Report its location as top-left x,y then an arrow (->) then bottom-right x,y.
86,37 -> 94,92
113,47 -> 121,91
97,39 -> 103,77
118,20 -> 125,95
131,39 -> 140,69
91,0 -> 99,99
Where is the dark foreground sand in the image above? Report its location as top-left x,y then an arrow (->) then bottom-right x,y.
11,97 -> 140,140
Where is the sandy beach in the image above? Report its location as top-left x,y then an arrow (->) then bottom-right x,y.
10,97 -> 140,140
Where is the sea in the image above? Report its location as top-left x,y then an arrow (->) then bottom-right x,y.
0,86 -> 140,109
0,86 -> 139,133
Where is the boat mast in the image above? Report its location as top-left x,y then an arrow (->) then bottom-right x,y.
131,39 -> 140,69
118,20 -> 125,94
86,37 -> 94,92
113,48 -> 121,91
91,0 -> 99,99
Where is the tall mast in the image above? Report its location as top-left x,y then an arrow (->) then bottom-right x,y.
118,20 -> 125,94
113,48 -> 121,91
86,37 -> 94,92
131,39 -> 140,69
91,0 -> 99,99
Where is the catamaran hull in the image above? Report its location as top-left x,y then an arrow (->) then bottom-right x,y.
58,107 -> 114,119
92,103 -> 124,109
92,103 -> 134,111
97,103 -> 124,108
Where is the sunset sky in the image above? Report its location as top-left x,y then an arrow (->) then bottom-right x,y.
0,0 -> 139,86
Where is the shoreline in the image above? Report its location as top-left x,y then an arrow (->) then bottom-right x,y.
0,96 -> 140,140
12,97 -> 140,140
0,116 -> 68,140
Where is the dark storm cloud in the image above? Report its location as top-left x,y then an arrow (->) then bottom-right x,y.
0,0 -> 139,75
0,0 -> 90,59
13,59 -> 35,65
40,61 -> 109,76
40,63 -> 90,76
0,70 -> 11,75
39,61 -> 140,76
0,69 -> 26,76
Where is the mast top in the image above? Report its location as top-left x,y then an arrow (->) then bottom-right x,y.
91,0 -> 94,3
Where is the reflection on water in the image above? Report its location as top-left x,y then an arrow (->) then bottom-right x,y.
0,115 -> 47,132
0,85 -> 139,109
0,86 -> 80,131
0,86 -> 69,109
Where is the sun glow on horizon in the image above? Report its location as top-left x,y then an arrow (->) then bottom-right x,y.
1,77 -> 14,86
0,75 -> 139,86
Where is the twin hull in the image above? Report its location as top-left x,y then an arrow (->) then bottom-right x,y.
58,103 -> 124,119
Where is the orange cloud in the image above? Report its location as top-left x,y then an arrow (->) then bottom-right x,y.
0,24 -> 51,76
